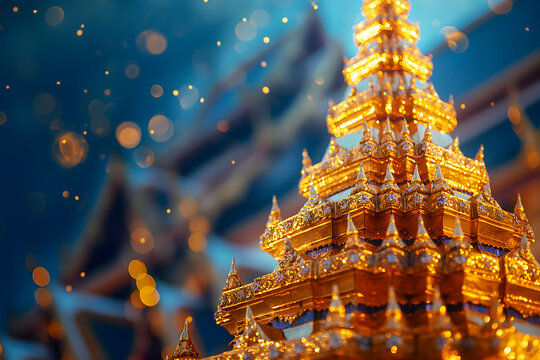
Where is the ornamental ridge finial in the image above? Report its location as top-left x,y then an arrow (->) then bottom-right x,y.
167,318 -> 200,359
408,165 -> 427,193
380,164 -> 400,193
266,195 -> 282,225
475,144 -> 485,162
380,214 -> 405,249
223,258 -> 243,291
325,284 -> 349,329
384,285 -> 405,332
302,148 -> 312,170
347,213 -> 358,234
430,286 -> 452,331
411,215 -> 436,250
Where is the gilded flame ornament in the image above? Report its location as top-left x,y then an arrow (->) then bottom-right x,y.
167,0 -> 540,358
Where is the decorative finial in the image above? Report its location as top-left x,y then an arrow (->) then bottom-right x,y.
266,196 -> 282,225
407,165 -> 427,193
451,137 -> 461,154
514,194 -> 528,223
380,214 -> 405,249
223,258 -> 243,291
275,237 -> 303,270
325,284 -> 349,328
518,233 -> 531,257
380,163 -> 400,193
449,216 -> 470,250
302,148 -> 312,170
411,215 -> 436,249
430,286 -> 452,331
234,306 -> 269,349
475,145 -> 484,162
352,162 -> 376,195
300,185 -> 324,212
384,285 -> 405,332
347,213 -> 357,234
477,181 -> 500,207
431,162 -> 452,193
167,317 -> 200,359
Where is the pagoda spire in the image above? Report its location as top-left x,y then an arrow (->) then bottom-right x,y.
411,215 -> 436,250
223,258 -> 243,291
384,285 -> 405,332
352,162 -> 376,195
475,144 -> 485,162
167,318 -> 200,359
302,148 -> 312,171
300,185 -> 324,212
266,195 -> 282,225
430,287 -> 452,331
275,237 -> 304,271
325,284 -> 349,329
431,162 -> 452,193
514,194 -> 528,222
345,213 -> 368,250
380,214 -> 405,249
234,306 -> 269,349
380,164 -> 400,193
407,165 -> 427,193
448,216 -> 470,250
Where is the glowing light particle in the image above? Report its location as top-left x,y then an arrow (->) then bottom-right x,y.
13,6 -> 19,13
62,191 -> 69,198
128,260 -> 147,279
148,114 -> 174,142
217,40 -> 221,46
45,6 -> 64,26
76,29 -> 83,36
80,272 -> 85,278
282,17 -> 288,23
65,284 -> 72,292
173,90 -> 179,96
150,84 -> 164,98
261,61 -> 267,67
262,86 -> 270,94
116,122 -> 141,149
217,120 -> 229,132
124,64 -> 140,79
32,267 -> 50,287
263,36 -> 270,43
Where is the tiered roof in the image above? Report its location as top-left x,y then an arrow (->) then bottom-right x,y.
167,0 -> 540,358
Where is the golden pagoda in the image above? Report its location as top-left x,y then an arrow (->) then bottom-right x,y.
168,0 -> 540,358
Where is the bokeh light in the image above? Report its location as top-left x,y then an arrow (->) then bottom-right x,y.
136,274 -> 156,292
235,20 -> 257,42
116,121 -> 142,149
189,215 -> 211,234
34,288 -> 52,307
137,30 -> 168,55
140,288 -> 160,307
128,260 -> 147,280
124,63 -> 140,79
441,26 -> 469,53
179,85 -> 199,110
130,228 -> 155,254
250,9 -> 270,28
133,146 -> 155,168
32,266 -> 50,287
52,132 -> 88,168
148,114 -> 174,142
150,84 -> 164,98
179,198 -> 198,219
130,290 -> 145,309
48,321 -> 65,340
488,0 -> 512,14
45,6 -> 64,26
188,232 -> 207,252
